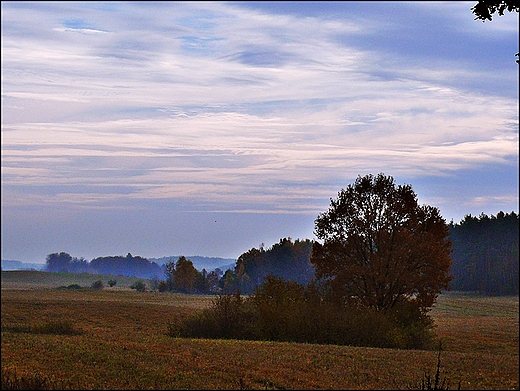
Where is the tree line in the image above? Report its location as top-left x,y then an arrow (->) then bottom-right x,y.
449,211 -> 518,295
45,191 -> 518,297
45,252 -> 163,279
45,210 -> 518,296
44,239 -> 314,295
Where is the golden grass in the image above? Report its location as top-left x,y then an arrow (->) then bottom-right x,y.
431,292 -> 519,357
1,273 -> 518,390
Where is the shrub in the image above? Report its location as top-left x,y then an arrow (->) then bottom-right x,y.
107,279 -> 117,287
168,276 -> 437,350
157,281 -> 168,292
412,345 -> 461,390
2,320 -> 82,336
1,368 -> 50,390
56,284 -> 82,290
90,280 -> 104,290
130,280 -> 146,292
33,320 -> 82,335
168,292 -> 258,340
1,367 -> 76,390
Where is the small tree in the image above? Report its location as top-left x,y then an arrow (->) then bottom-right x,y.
45,252 -> 73,272
164,258 -> 176,291
90,280 -> 104,290
311,173 -> 453,313
173,256 -> 200,293
157,281 -> 168,292
220,269 -> 240,294
150,276 -> 160,291
130,280 -> 146,292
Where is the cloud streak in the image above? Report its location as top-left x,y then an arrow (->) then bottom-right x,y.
1,1 -> 518,261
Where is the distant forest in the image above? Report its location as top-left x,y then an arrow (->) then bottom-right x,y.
41,211 -> 518,296
449,211 -> 518,295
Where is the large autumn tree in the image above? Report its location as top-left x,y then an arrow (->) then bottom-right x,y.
310,173 -> 453,313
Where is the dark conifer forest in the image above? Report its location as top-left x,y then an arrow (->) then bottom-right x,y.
448,211 -> 518,295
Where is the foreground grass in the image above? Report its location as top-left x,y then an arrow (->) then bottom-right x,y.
1,280 -> 518,389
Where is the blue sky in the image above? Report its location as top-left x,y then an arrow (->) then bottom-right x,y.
1,1 -> 518,263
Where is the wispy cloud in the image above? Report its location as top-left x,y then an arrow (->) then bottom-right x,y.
1,1 -> 518,260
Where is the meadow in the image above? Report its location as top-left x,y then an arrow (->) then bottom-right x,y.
1,271 -> 518,390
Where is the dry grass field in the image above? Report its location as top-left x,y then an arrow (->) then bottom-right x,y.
1,271 -> 518,390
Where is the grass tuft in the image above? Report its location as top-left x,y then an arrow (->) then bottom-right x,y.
411,343 -> 461,390
2,320 -> 83,336
0,368 -> 66,390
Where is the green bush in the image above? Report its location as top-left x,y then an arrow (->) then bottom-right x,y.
1,368 -> 50,390
107,279 -> 117,287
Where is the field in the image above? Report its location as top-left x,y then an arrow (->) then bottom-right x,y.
1,271 -> 518,390
0,270 -> 150,290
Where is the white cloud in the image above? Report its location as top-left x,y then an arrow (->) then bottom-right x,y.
1,1 -> 518,260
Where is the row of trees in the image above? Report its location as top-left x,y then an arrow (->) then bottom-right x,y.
45,252 -> 226,294
44,239 -> 314,295
46,212 -> 518,298
449,211 -> 519,295
46,211 -> 518,297
228,238 -> 314,294
160,243 -> 314,295
163,256 -> 220,294
45,252 -> 163,279
45,173 -> 517,299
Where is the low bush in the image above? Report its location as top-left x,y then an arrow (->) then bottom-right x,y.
168,292 -> 258,340
130,280 -> 146,292
168,276 -> 437,349
56,284 -> 83,290
33,320 -> 82,335
1,367 -> 75,390
90,280 -> 104,290
1,368 -> 50,390
2,320 -> 82,336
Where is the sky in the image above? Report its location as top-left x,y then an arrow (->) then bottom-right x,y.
1,1 -> 518,264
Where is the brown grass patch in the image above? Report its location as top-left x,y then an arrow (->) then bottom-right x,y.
1,281 -> 518,389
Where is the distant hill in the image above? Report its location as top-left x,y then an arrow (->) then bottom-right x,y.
1,260 -> 45,271
149,256 -> 236,272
